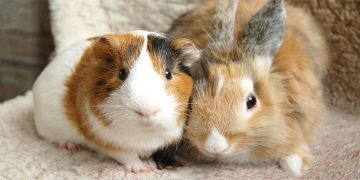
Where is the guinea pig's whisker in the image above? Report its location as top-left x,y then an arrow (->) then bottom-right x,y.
117,99 -> 135,108
109,93 -> 132,101
104,111 -> 127,121
79,120 -> 92,129
109,113 -> 130,127
99,111 -> 120,119
200,23 -> 214,42
98,104 -> 129,109
189,102 -> 208,105
108,116 -> 123,127
103,108 -> 128,118
176,102 -> 208,107
111,112 -> 129,121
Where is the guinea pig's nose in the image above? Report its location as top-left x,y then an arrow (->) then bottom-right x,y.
134,109 -> 160,118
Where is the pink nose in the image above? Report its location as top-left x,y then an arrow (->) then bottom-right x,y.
134,109 -> 160,118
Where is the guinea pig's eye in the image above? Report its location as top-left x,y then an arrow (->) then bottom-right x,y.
119,68 -> 128,81
165,69 -> 172,80
246,95 -> 257,110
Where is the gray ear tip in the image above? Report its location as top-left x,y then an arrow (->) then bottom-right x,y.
261,0 -> 286,24
257,0 -> 286,20
267,0 -> 285,11
271,0 -> 284,5
278,5 -> 286,19
271,0 -> 286,21
241,0 -> 286,57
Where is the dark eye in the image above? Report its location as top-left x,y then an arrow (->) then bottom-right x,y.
246,95 -> 257,110
119,68 -> 128,81
165,69 -> 172,80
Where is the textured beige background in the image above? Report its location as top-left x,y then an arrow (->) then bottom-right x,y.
290,0 -> 360,114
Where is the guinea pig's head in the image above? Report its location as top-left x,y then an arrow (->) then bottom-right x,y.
86,31 -> 200,130
186,0 -> 291,159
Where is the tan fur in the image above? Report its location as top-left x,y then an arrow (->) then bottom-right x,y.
169,0 -> 328,175
170,0 -> 328,77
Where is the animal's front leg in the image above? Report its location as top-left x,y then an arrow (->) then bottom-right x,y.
107,150 -> 153,173
279,144 -> 311,177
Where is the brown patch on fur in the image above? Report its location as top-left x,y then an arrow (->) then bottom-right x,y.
147,43 -> 163,74
64,34 -> 144,152
167,71 -> 194,126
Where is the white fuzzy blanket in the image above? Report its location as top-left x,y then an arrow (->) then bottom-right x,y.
0,92 -> 359,179
49,0 -> 200,53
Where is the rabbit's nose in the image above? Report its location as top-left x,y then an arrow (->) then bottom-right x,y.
203,128 -> 229,154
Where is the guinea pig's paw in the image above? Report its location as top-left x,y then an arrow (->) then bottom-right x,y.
125,161 -> 153,173
279,153 -> 310,177
59,142 -> 82,155
145,159 -> 158,170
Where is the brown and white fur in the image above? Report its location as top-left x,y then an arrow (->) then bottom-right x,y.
32,31 -> 200,173
169,0 -> 328,177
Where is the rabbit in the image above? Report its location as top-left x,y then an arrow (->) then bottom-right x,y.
32,30 -> 200,173
168,0 -> 329,176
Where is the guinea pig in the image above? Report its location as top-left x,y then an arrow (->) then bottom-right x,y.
168,0 -> 328,177
32,31 -> 200,173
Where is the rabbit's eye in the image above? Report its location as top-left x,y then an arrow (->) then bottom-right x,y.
119,68 -> 128,81
246,95 -> 256,110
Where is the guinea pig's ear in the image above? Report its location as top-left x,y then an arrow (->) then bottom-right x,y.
240,0 -> 285,64
171,38 -> 201,68
92,36 -> 114,60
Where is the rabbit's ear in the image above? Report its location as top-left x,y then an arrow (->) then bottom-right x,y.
205,0 -> 239,53
241,0 -> 285,59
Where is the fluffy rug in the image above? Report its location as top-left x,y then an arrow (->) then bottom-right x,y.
0,0 -> 359,179
0,92 -> 359,179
